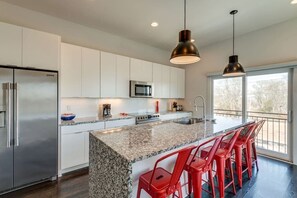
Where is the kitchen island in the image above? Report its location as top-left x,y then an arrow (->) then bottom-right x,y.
89,117 -> 252,198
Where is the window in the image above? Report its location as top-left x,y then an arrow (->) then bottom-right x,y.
211,69 -> 292,160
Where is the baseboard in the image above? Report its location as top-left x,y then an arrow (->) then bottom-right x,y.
60,163 -> 89,175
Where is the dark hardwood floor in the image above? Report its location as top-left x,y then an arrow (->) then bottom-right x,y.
1,156 -> 296,198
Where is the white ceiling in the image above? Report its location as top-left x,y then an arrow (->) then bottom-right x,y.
2,0 -> 297,51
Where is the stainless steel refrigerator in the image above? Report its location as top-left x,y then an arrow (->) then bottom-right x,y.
0,66 -> 58,193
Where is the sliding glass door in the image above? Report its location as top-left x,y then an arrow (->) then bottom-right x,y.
211,68 -> 292,161
212,77 -> 243,119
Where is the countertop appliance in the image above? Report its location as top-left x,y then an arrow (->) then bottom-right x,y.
130,81 -> 153,98
129,112 -> 160,124
0,66 -> 58,194
103,104 -> 111,118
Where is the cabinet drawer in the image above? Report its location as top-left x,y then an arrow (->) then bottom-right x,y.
176,112 -> 192,119
61,132 -> 85,169
105,118 -> 135,129
159,114 -> 177,121
61,122 -> 105,134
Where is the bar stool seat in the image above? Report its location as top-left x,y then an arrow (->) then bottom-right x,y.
137,146 -> 195,198
221,123 -> 258,188
185,155 -> 207,170
140,167 -> 173,192
201,128 -> 243,198
184,136 -> 223,198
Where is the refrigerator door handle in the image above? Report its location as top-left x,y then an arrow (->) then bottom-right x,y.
14,83 -> 20,147
3,82 -> 12,148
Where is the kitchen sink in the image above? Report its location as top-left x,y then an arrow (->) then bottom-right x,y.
174,118 -> 204,125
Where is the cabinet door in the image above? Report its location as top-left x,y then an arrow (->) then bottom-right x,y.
0,22 -> 22,66
61,132 -> 85,169
82,47 -> 100,97
61,43 -> 82,97
153,63 -> 163,98
116,55 -> 130,98
101,52 -> 116,97
22,28 -> 60,70
130,58 -> 152,82
177,68 -> 185,98
162,66 -> 170,98
84,132 -> 89,163
170,67 -> 178,98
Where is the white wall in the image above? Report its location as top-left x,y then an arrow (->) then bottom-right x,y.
61,98 -> 174,117
183,17 -> 297,113
0,1 -> 171,65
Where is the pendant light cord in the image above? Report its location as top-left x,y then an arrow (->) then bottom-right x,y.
233,12 -> 235,55
184,0 -> 186,30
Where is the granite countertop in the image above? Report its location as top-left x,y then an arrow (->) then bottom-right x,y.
60,111 -> 192,126
91,116 -> 253,163
60,115 -> 134,126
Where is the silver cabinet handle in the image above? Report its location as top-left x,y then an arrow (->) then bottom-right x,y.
14,83 -> 19,146
3,83 -> 12,148
288,110 -> 293,123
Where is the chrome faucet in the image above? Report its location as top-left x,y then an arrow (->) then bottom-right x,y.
193,95 -> 206,120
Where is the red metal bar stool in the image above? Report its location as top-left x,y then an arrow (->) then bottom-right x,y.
201,128 -> 243,198
229,123 -> 258,188
137,146 -> 195,198
248,120 -> 265,171
184,135 -> 223,198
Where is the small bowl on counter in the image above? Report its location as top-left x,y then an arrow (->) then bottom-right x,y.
61,113 -> 76,121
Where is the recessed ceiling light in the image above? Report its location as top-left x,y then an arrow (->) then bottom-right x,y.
291,0 -> 297,4
151,22 -> 159,27
191,39 -> 195,42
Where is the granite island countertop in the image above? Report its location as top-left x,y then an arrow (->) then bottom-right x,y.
91,116 -> 253,163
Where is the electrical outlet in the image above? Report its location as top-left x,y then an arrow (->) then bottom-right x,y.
66,105 -> 71,112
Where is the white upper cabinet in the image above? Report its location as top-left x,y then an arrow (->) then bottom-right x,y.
116,55 -> 130,98
153,63 -> 170,98
162,66 -> 171,98
170,67 -> 179,98
82,47 -> 100,97
169,67 -> 185,99
0,22 -> 22,66
177,68 -> 185,98
153,63 -> 163,98
22,28 -> 60,70
101,52 -> 116,98
130,58 -> 153,82
61,43 -> 82,97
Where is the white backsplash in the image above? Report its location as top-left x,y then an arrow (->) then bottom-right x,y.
61,98 -> 178,118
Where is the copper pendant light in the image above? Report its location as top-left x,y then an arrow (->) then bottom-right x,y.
170,0 -> 200,65
223,10 -> 246,77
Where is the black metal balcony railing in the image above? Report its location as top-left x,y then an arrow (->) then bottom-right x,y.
214,109 -> 288,154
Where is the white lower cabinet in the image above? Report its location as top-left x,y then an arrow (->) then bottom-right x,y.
61,118 -> 135,173
61,132 -> 85,170
61,122 -> 105,173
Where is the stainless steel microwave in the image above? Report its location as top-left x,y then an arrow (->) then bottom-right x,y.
130,81 -> 153,98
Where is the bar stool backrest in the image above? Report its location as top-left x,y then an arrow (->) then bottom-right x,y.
190,135 -> 223,170
238,122 -> 258,144
221,127 -> 243,155
148,146 -> 195,193
168,146 -> 195,192
250,120 -> 266,139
